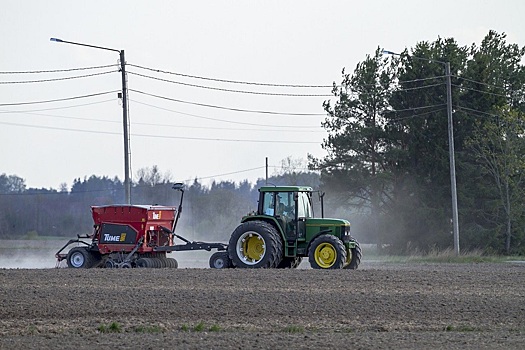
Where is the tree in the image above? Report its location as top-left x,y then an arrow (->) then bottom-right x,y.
0,174 -> 26,193
466,107 -> 525,254
312,47 -> 397,247
385,38 -> 469,251
315,32 -> 525,254
457,31 -> 525,253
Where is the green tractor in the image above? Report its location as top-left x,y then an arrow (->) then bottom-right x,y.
221,186 -> 362,269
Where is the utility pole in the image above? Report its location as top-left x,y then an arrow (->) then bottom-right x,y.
119,50 -> 131,204
383,50 -> 460,255
51,38 -> 131,204
445,62 -> 460,255
265,157 -> 269,185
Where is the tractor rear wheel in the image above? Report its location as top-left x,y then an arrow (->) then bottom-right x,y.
66,247 -> 94,268
308,234 -> 346,269
228,221 -> 283,268
209,251 -> 231,269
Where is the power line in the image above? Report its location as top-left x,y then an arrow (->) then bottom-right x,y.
453,75 -> 508,91
127,63 -> 333,88
0,106 -> 324,133
0,90 -> 120,106
387,107 -> 447,122
0,99 -> 116,113
128,88 -> 325,116
0,64 -> 117,74
127,70 -> 332,97
455,105 -> 499,118
452,84 -> 516,99
130,99 -> 322,129
0,121 -> 321,144
0,70 -> 117,84
184,166 -> 267,182
383,103 -> 446,113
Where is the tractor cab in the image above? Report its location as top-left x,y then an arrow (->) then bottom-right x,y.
258,186 -> 313,240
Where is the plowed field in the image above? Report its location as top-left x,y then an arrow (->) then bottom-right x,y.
0,262 -> 524,349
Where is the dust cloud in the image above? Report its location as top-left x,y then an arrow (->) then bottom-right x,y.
0,239 -> 221,269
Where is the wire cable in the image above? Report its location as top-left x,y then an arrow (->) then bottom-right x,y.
130,99 -> 322,128
453,75 -> 508,91
0,121 -> 321,144
0,70 -> 117,84
0,90 -> 120,106
455,105 -> 499,118
127,63 -> 333,88
452,84 -> 518,99
383,103 -> 446,113
183,166 -> 266,182
0,99 -> 116,113
128,88 -> 325,116
127,71 -> 332,97
0,64 -> 117,74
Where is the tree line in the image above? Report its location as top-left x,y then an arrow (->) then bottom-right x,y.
0,164 -> 320,244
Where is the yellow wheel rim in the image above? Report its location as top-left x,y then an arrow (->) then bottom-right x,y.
345,247 -> 352,267
237,232 -> 266,265
314,242 -> 336,268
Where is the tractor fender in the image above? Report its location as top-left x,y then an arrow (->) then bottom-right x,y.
304,229 -> 334,253
241,215 -> 286,241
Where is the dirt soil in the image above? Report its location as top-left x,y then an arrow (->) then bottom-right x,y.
0,262 -> 524,349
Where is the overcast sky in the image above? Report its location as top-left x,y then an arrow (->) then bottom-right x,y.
1,0 -> 523,190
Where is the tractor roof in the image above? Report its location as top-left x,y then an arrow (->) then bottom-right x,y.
258,186 -> 313,193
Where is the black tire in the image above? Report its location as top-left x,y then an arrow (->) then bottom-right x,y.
66,247 -> 94,268
228,221 -> 283,268
308,234 -> 347,269
166,257 -> 178,268
209,251 -> 231,269
136,258 -> 149,268
276,257 -> 303,269
157,258 -> 168,268
151,258 -> 162,268
345,241 -> 362,270
105,259 -> 117,268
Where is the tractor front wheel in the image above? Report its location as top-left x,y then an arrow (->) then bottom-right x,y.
228,221 -> 283,268
66,247 -> 94,268
308,234 -> 346,269
345,241 -> 362,269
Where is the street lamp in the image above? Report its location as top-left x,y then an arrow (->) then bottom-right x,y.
383,49 -> 460,255
50,37 -> 131,204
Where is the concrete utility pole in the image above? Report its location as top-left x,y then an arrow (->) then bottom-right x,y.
51,38 -> 131,204
445,62 -> 460,255
383,50 -> 460,255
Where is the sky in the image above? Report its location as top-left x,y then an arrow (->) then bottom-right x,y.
0,0 -> 523,191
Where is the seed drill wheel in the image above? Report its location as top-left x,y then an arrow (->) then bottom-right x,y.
66,247 -> 94,268
308,234 -> 347,269
165,257 -> 178,268
228,221 -> 283,268
136,258 -> 149,268
209,251 -> 231,269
